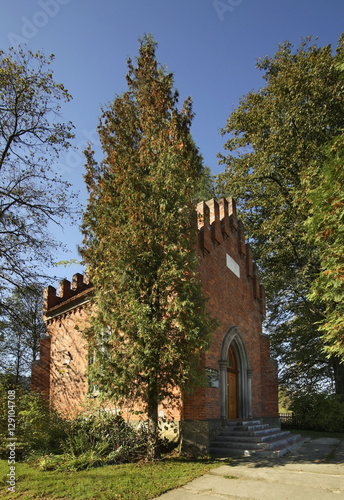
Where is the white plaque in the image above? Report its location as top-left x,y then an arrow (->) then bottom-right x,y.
226,253 -> 240,278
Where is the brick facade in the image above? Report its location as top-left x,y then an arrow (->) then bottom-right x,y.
31,274 -> 93,417
31,197 -> 279,450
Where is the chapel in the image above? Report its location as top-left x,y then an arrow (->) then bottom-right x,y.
31,197 -> 279,453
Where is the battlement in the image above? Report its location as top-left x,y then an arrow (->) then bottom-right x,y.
196,198 -> 266,318
43,273 -> 93,312
43,199 -> 265,318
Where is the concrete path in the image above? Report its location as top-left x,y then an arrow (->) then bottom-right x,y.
155,437 -> 344,499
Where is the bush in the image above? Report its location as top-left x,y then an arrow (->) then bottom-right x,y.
17,391 -> 68,453
38,411 -> 150,471
0,376 -> 68,457
1,377 -> 177,470
289,392 -> 344,432
65,412 -> 149,460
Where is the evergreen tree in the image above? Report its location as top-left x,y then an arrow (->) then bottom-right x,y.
80,36 -> 215,458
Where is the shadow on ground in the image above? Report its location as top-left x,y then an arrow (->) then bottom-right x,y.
227,437 -> 344,468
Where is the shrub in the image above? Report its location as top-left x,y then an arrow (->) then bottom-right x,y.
289,392 -> 344,432
38,411 -> 150,471
0,376 -> 68,457
37,410 -> 179,471
17,391 -> 68,453
1,376 -> 178,470
65,412 -> 148,460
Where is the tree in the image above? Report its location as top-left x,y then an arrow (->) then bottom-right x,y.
305,133 -> 344,385
80,35 -> 215,458
0,284 -> 46,383
217,35 -> 344,395
0,47 -> 76,308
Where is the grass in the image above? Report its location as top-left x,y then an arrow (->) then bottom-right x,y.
0,455 -> 222,499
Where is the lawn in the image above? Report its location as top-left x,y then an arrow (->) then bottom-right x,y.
0,455 -> 221,499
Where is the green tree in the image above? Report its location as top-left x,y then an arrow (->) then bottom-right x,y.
80,36 -> 215,458
305,133 -> 344,387
0,47 -> 76,308
0,284 -> 46,383
217,35 -> 344,395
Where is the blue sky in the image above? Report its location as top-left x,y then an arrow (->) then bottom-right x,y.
1,0 -> 344,282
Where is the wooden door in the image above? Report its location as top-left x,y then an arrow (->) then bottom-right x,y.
227,371 -> 237,419
227,345 -> 238,419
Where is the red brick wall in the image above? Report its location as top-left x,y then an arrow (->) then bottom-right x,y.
32,273 -> 183,421
47,306 -> 89,417
183,198 -> 278,420
31,274 -> 92,417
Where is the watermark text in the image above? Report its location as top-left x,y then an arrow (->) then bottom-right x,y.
213,0 -> 243,22
8,0 -> 72,46
7,390 -> 16,493
55,127 -> 98,176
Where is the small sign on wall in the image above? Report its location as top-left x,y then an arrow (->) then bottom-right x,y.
226,253 -> 240,278
205,367 -> 219,388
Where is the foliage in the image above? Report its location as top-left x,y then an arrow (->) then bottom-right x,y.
37,412 -> 153,471
289,392 -> 344,432
278,386 -> 292,413
64,412 -> 149,467
0,46 -> 76,308
194,165 -> 217,203
35,410 -> 178,472
0,378 -> 67,456
305,133 -> 344,362
80,35 -> 215,457
217,34 -> 344,393
0,284 -> 46,380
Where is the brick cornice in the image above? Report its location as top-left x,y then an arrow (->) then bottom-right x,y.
44,287 -> 94,321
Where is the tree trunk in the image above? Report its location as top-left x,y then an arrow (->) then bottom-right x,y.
147,381 -> 160,460
332,357 -> 344,402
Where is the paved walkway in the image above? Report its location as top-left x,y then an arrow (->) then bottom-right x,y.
155,437 -> 344,499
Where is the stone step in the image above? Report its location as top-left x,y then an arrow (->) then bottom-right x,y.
209,419 -> 306,458
211,435 -> 294,451
225,423 -> 271,432
226,419 -> 262,427
251,427 -> 284,438
260,430 -> 292,443
212,430 -> 291,444
210,435 -> 306,458
218,426 -> 282,437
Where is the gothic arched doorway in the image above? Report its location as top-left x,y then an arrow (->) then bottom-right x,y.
219,326 -> 252,420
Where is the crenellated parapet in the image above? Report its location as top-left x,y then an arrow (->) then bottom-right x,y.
196,198 -> 238,249
196,198 -> 266,318
42,200 -> 265,320
43,273 -> 93,314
